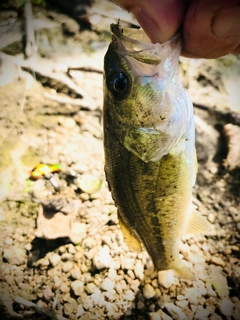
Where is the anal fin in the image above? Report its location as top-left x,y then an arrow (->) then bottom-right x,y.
118,214 -> 142,253
185,209 -> 212,235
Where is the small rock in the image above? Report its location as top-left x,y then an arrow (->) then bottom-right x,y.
209,313 -> 223,320
100,278 -> 115,293
60,282 -> 70,293
76,304 -> 85,317
208,213 -> 215,223
143,283 -> 155,299
161,312 -> 172,320
83,296 -> 94,310
93,245 -> 112,270
53,275 -> 62,288
219,298 -> 233,317
49,253 -> 61,266
194,306 -> 210,320
150,312 -> 161,320
85,282 -> 96,294
130,279 -> 140,293
186,287 -> 201,305
71,280 -> 84,296
70,268 -> 81,280
195,280 -> 207,296
205,282 -> 217,297
120,256 -> 135,270
164,303 -> 186,320
3,246 -> 26,265
175,300 -> 188,309
62,261 -> 73,273
4,237 -> 13,245
24,243 -> 32,251
123,289 -> 135,301
158,270 -> 175,289
70,222 -> 87,243
211,256 -> 225,267
43,287 -> 54,301
180,243 -> 190,260
63,118 -> 76,129
134,260 -> 144,280
91,288 -> 105,307
208,265 -> 229,298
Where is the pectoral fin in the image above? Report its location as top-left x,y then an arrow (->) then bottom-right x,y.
118,214 -> 142,253
185,209 -> 212,235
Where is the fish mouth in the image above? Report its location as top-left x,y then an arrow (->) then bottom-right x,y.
110,23 -> 181,66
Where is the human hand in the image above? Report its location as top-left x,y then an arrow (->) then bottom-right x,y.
114,0 -> 240,58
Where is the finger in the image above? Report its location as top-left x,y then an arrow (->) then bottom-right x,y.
182,0 -> 240,58
114,0 -> 189,43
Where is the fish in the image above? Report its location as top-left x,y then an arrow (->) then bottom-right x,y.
103,23 -> 211,280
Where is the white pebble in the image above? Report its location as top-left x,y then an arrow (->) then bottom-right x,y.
158,270 -> 175,289
205,282 -> 216,297
83,296 -> 94,310
186,287 -> 202,305
85,282 -> 96,294
123,289 -> 135,301
5,237 -> 13,245
134,260 -> 144,280
64,118 -> 76,129
93,245 -> 112,270
120,256 -> 135,270
164,303 -> 186,320
150,312 -> 161,320
211,256 -> 225,267
76,304 -> 84,317
49,253 -> 61,266
194,306 -> 210,319
130,279 -> 140,293
43,287 -> 54,300
91,288 -> 105,307
161,312 -> 172,320
71,280 -> 84,296
175,300 -> 188,309
53,275 -> 62,288
143,283 -> 155,299
70,268 -> 81,280
100,278 -> 115,293
180,243 -> 190,260
62,261 -> 73,273
3,246 -> 26,265
219,298 -> 233,317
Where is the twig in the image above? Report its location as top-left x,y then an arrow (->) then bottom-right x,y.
44,92 -> 93,109
15,296 -> 67,320
25,0 -> 37,57
68,66 -> 103,74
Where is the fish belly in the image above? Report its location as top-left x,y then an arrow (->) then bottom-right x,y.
104,121 -> 192,274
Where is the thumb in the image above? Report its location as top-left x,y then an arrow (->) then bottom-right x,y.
114,0 -> 189,43
182,0 -> 240,58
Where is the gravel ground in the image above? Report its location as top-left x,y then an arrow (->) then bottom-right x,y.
0,2 -> 240,319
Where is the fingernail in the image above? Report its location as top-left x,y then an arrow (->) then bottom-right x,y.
212,7 -> 240,38
132,7 -> 163,43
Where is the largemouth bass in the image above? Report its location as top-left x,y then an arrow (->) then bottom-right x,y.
103,24 -> 211,280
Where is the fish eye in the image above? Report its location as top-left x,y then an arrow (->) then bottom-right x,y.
108,71 -> 130,100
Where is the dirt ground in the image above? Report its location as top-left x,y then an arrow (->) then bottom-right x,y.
0,1 -> 240,319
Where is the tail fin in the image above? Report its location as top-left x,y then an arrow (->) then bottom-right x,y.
172,261 -> 196,281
